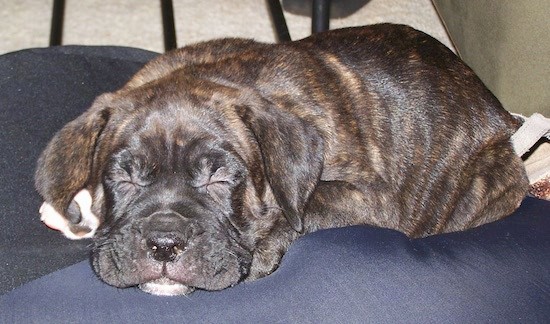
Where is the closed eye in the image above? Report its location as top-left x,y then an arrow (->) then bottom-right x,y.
106,151 -> 156,196
106,174 -> 148,196
194,168 -> 232,191
191,152 -> 245,203
208,167 -> 234,186
192,166 -> 234,203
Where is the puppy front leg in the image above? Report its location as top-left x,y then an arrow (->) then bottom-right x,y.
303,180 -> 395,233
39,189 -> 100,239
247,216 -> 300,281
247,180 -> 392,281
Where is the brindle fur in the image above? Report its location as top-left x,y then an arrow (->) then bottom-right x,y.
35,24 -> 528,292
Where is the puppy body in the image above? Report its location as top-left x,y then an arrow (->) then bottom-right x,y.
35,24 -> 528,294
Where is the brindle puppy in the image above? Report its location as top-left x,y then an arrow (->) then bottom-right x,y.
35,24 -> 528,296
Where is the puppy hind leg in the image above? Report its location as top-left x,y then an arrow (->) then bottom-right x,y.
441,142 -> 529,233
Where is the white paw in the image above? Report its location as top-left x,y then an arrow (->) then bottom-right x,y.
39,189 -> 99,240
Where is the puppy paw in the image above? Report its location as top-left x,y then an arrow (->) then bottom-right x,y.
39,189 -> 100,240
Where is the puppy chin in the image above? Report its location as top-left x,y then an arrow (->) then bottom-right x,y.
139,278 -> 195,296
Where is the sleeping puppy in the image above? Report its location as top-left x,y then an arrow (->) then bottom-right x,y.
35,24 -> 529,296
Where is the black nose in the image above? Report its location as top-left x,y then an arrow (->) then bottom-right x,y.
144,211 -> 186,262
146,235 -> 184,262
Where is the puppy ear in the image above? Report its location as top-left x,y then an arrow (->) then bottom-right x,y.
237,95 -> 323,233
34,93 -> 114,239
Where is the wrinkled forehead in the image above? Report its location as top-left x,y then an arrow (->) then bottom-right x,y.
88,101 -> 222,179
111,87 -> 231,145
131,105 -> 221,144
94,76 -> 256,172
120,111 -> 230,165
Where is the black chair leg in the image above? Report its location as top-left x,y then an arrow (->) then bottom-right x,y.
160,0 -> 177,51
266,0 -> 291,42
312,0 -> 330,34
50,0 -> 66,46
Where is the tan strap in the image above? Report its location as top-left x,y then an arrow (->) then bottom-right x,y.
511,113 -> 550,156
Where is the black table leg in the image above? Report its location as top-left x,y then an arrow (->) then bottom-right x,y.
160,0 -> 177,51
266,0 -> 291,42
50,0 -> 66,46
312,0 -> 330,33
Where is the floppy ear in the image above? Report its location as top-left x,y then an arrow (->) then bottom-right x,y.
237,95 -> 324,233
34,93 -> 114,239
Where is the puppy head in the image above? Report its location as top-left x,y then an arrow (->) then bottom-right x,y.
35,73 -> 323,295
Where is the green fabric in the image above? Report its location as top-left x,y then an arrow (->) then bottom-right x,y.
433,0 -> 549,116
